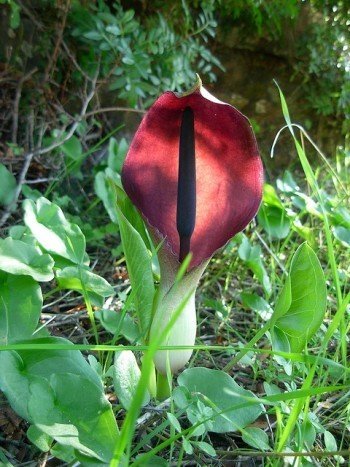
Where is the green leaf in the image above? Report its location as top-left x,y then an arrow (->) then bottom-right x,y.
167,412 -> 181,433
242,427 -> 270,450
0,163 -> 16,206
94,170 -> 120,224
113,350 -> 149,410
95,308 -> 140,342
194,441 -> 216,457
272,242 -> 327,352
107,137 -> 128,173
24,197 -> 87,265
241,292 -> 273,320
270,327 -> 292,375
56,266 -> 115,297
177,367 -> 263,433
95,169 -> 150,249
324,430 -> 337,451
50,443 -> 76,463
115,204 -> 155,339
0,273 -> 42,344
258,204 -> 291,239
0,237 -> 54,281
27,425 -> 52,452
276,171 -> 299,193
135,454 -> 167,466
238,235 -> 271,296
261,184 -> 284,208
0,337 -> 119,462
61,135 -> 83,160
95,171 -> 155,338
333,226 -> 350,247
258,185 -> 290,239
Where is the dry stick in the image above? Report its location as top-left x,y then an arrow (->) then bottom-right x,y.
16,0 -> 44,30
85,106 -> 146,118
136,399 -> 170,428
12,68 -> 38,144
61,40 -> 94,82
44,0 -> 71,83
0,68 -> 99,228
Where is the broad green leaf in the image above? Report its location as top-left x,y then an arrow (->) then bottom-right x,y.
182,438 -> 193,454
272,276 -> 292,322
333,226 -> 350,247
21,184 -> 42,201
107,137 -> 128,173
50,443 -> 76,463
242,427 -> 270,450
324,431 -> 337,451
23,197 -> 87,265
167,413 -> 181,433
0,237 -> 54,281
94,169 -> 120,223
95,168 -> 150,249
194,441 -> 216,457
241,292 -> 273,320
276,171 -> 300,194
261,184 -> 284,208
61,135 -> 83,160
270,327 -> 292,375
258,185 -> 290,239
0,163 -> 16,206
0,337 -> 118,462
56,266 -> 115,297
238,235 -> 271,296
27,425 -> 52,452
292,220 -> 315,246
272,242 -> 327,352
258,204 -> 290,239
299,419 -> 316,449
0,273 -> 42,344
177,367 -> 263,433
95,308 -> 140,343
113,350 -> 149,410
115,203 -> 155,340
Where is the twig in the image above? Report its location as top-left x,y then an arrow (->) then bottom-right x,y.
12,68 -> 38,144
16,0 -> 44,30
0,151 -> 34,226
44,0 -> 71,83
62,40 -> 92,82
24,177 -> 59,184
136,399 -> 170,427
0,66 -> 99,227
85,106 -> 146,118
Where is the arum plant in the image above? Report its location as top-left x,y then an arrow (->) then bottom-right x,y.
121,77 -> 263,398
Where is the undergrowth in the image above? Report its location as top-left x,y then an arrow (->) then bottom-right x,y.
0,87 -> 349,466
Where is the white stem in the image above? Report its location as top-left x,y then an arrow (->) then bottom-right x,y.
150,243 -> 208,374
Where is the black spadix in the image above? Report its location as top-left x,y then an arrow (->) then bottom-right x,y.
177,106 -> 196,263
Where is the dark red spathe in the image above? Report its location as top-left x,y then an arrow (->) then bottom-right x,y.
122,88 -> 263,269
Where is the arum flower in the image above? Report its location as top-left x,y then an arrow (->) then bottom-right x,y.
122,78 -> 263,379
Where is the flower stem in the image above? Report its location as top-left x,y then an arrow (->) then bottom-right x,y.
156,371 -> 171,400
146,358 -> 157,398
